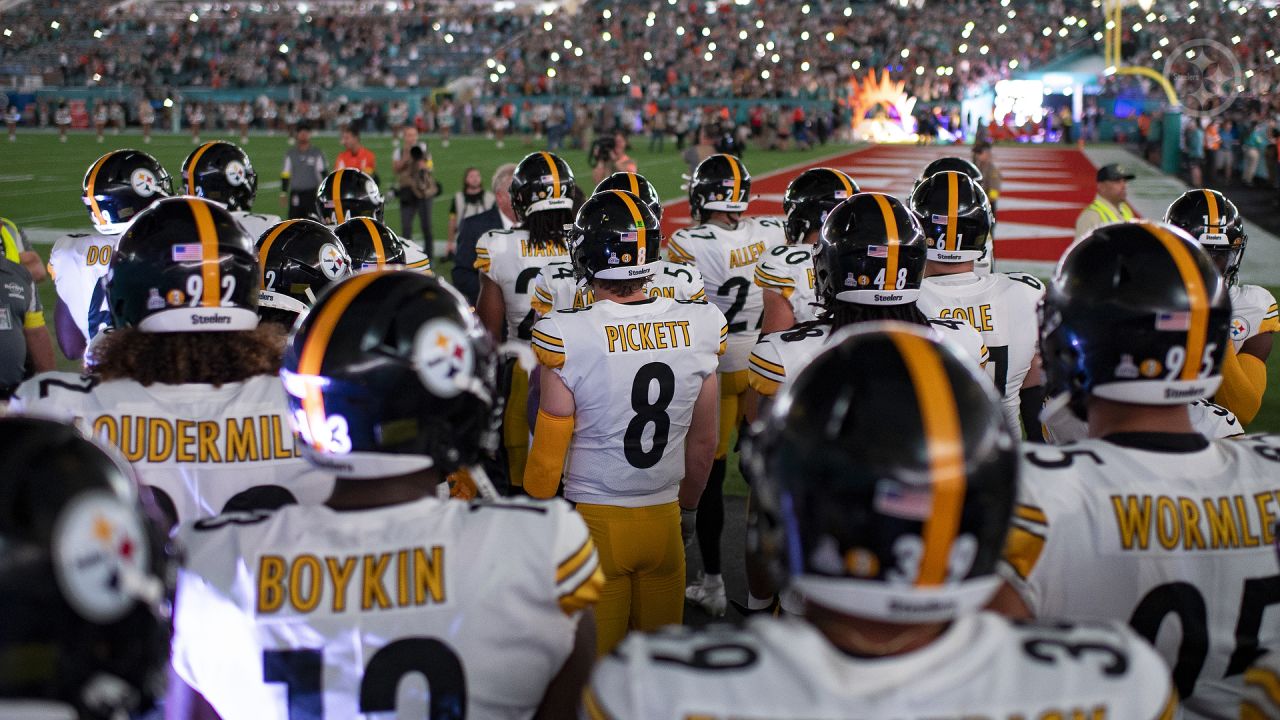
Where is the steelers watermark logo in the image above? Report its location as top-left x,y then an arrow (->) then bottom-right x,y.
1162,38 -> 1243,119
130,167 -> 160,197
52,491 -> 151,623
413,319 -> 474,398
318,243 -> 348,280
224,159 -> 249,187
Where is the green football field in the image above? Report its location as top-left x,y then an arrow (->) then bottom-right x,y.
2,129 -> 1277,451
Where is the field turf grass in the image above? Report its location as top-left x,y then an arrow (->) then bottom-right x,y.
2,130 -> 1277,490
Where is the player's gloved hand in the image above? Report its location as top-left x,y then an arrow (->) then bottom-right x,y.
680,506 -> 697,547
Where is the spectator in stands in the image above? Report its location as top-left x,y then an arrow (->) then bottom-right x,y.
280,123 -> 327,220
452,163 -> 515,306
447,167 -> 494,262
392,125 -> 438,258
335,124 -> 377,180
1074,164 -> 1136,241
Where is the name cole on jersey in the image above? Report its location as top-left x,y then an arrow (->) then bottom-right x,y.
586,614 -> 1176,720
173,495 -> 602,719
530,259 -> 706,316
1001,433 -> 1280,714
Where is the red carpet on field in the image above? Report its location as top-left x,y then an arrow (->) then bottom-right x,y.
662,144 -> 1100,263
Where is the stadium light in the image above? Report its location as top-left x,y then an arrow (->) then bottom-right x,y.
801,61 -> 810,71
979,45 -> 989,55
543,21 -> 552,31
1058,27 -> 1068,37
602,31 -> 611,41
915,66 -> 924,75
163,98 -> 174,108
1245,69 -> 1254,78
547,68 -> 556,77
550,51 -> 559,61
1007,10 -> 1015,18
704,51 -> 713,61
701,27 -> 710,36
490,73 -> 499,82
958,43 -> 968,53
444,33 -> 454,43
844,7 -> 851,16
622,74 -> 631,84
188,13 -> 199,22
564,39 -> 574,49
761,69 -> 770,79
1093,31 -> 1103,41
1131,23 -> 1142,32
800,31 -> 809,41
487,58 -> 496,68
1152,50 -> 1162,59
93,29 -> 103,38
92,73 -> 101,82
4,28 -> 12,37
1232,36 -> 1241,44
1159,37 -> 1168,46
297,3 -> 308,12
709,41 -> 717,50
676,26 -> 685,36
1042,27 -> 1051,36
50,20 -> 60,29
644,51 -> 652,61
825,32 -> 834,41
851,60 -> 860,69
739,30 -> 748,39
279,43 -> 289,53
998,24 -> 1007,34
771,53 -> 780,63
801,4 -> 810,14
574,47 -> 583,56
497,63 -> 507,73
602,8 -> 611,19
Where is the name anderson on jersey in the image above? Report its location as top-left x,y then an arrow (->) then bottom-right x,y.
256,546 -> 445,614
90,414 -> 299,463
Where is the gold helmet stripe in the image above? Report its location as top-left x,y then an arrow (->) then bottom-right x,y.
871,193 -> 901,291
1148,223 -> 1210,382
187,198 -> 222,307
332,170 -> 346,224
361,216 -> 387,267
84,152 -> 113,227
186,142 -> 218,196
539,152 -> 561,198
946,172 -> 959,252
257,220 -> 298,285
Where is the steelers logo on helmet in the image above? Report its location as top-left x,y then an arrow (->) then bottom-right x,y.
53,490 -> 152,623
224,159 -> 248,187
319,242 -> 348,280
413,318 -> 476,399
130,167 -> 160,197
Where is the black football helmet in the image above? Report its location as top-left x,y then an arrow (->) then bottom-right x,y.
181,141 -> 258,211
256,219 -> 352,325
107,197 -> 259,333
282,271 -> 501,478
0,417 -> 176,719
316,169 -> 384,225
510,151 -> 576,222
782,167 -> 860,244
594,172 -> 663,220
570,190 -> 661,282
814,193 -> 927,307
334,216 -> 408,270
81,150 -> 173,235
909,171 -> 993,263
744,323 -> 1017,622
916,156 -> 984,187
1041,221 -> 1230,420
689,153 -> 751,220
1164,188 -> 1248,286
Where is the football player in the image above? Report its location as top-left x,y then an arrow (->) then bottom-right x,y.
1242,531 -> 1280,719
587,325 -> 1177,719
12,197 -> 332,529
334,216 -> 415,272
992,221 -> 1280,717
666,153 -> 785,615
912,170 -> 1044,440
0,417 -> 176,720
256,219 -> 353,327
530,172 -> 706,314
1165,188 -> 1275,426
50,149 -> 172,359
169,270 -> 602,719
525,190 -> 725,655
754,167 -> 858,333
182,140 -> 282,239
475,151 -> 577,491
316,168 -> 431,273
916,157 -> 995,274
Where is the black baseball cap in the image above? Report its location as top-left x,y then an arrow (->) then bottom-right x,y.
1096,164 -> 1136,182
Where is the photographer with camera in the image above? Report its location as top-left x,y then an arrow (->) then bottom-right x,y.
393,125 -> 440,259
590,131 -> 636,184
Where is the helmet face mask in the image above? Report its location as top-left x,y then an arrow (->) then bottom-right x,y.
1164,189 -> 1248,285
82,150 -> 173,235
909,171 -> 992,263
744,324 -> 1017,623
569,190 -> 662,282
1041,221 -> 1231,419
107,197 -> 260,333
510,152 -> 576,223
256,219 -> 352,326
183,141 -> 258,211
689,153 -> 751,220
316,170 -> 384,225
813,193 -> 927,307
782,168 -> 860,244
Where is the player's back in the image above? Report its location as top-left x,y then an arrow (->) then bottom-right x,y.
531,297 -> 726,506
48,230 -> 118,340
11,372 -> 330,524
667,216 -> 785,371
231,210 -> 283,241
173,495 -> 600,720
919,270 -> 1043,429
475,227 -> 568,343
753,243 -> 818,325
1005,433 -> 1280,717
588,613 -> 1175,719
531,259 -> 705,315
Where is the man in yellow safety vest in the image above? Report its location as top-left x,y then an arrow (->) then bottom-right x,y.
1074,163 -> 1136,241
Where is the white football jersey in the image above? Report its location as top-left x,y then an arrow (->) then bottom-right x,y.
1001,433 -> 1280,718
400,239 -> 433,274
531,298 -> 726,507
530,260 -> 706,315
1243,653 -> 1280,719
48,230 -> 118,341
475,228 -> 569,344
667,216 -> 786,372
753,244 -> 819,325
587,613 -> 1175,719
10,373 -> 331,524
173,495 -> 602,720
919,271 -> 1044,431
1043,397 -> 1244,444
231,210 -> 283,242
748,318 -> 987,397
1230,284 -> 1279,351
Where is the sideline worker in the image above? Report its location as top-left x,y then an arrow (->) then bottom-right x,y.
1074,163 -> 1136,240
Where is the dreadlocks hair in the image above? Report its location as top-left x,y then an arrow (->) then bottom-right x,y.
92,324 -> 287,386
525,208 -> 574,251
822,301 -> 930,330
590,276 -> 651,298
